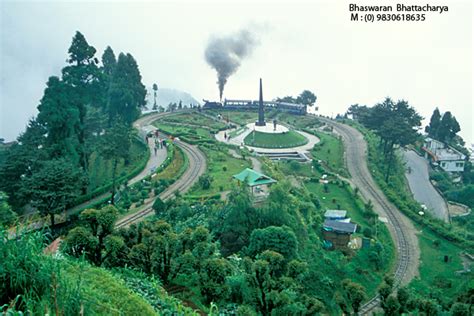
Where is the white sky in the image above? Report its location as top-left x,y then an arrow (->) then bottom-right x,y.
1,0 -> 473,144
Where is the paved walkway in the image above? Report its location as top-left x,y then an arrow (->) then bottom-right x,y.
402,149 -> 449,222
216,126 -> 319,154
130,125 -> 167,185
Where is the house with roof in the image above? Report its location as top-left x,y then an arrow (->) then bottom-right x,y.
233,168 -> 277,195
322,209 -> 358,249
323,219 -> 357,249
422,137 -> 466,172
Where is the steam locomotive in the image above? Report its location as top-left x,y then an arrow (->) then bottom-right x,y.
202,99 -> 307,115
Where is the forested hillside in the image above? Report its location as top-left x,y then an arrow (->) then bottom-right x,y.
0,32 -> 147,226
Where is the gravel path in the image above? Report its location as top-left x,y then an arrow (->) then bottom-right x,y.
402,150 -> 449,222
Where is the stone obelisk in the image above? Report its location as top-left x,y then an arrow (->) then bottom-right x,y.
256,78 -> 266,126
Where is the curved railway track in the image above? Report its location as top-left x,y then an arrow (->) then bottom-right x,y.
115,113 -> 206,229
319,118 -> 419,314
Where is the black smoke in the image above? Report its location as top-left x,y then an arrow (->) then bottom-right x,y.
205,29 -> 258,100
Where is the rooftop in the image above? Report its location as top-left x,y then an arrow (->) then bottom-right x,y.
233,168 -> 277,187
424,138 -> 466,161
324,210 -> 347,219
323,219 -> 357,234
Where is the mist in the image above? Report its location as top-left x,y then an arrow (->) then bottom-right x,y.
1,1 -> 472,145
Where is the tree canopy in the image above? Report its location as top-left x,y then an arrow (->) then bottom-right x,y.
0,31 -> 148,221
426,108 -> 461,144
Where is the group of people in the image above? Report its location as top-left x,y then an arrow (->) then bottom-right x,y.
145,130 -> 167,156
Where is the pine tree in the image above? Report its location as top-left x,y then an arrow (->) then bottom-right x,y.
109,53 -> 147,125
425,108 -> 441,137
37,76 -> 81,161
62,31 -> 101,173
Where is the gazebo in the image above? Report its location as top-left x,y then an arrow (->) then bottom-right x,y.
233,168 -> 277,194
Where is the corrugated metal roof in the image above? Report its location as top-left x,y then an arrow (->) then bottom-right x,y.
324,210 -> 347,219
323,219 -> 357,234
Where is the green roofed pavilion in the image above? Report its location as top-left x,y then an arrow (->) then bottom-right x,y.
233,168 -> 277,187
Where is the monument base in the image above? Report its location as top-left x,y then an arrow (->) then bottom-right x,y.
255,121 -> 266,127
247,123 -> 289,134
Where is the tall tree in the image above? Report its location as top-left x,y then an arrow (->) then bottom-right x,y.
101,46 -> 117,77
61,31 -> 101,173
101,46 -> 117,125
100,122 -> 132,204
297,90 -> 317,106
364,98 -> 422,181
425,108 -> 441,137
37,76 -> 81,161
21,158 -> 84,226
0,119 -> 48,209
109,53 -> 147,125
438,111 -> 461,143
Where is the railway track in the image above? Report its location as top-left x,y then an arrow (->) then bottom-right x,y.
115,118 -> 206,229
319,118 -> 418,315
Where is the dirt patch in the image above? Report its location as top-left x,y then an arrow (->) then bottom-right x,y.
448,202 -> 471,217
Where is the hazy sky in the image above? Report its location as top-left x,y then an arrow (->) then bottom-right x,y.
1,0 -> 473,144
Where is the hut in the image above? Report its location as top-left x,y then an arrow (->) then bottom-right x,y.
322,219 -> 357,249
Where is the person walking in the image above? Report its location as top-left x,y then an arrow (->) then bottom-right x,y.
154,144 -> 158,156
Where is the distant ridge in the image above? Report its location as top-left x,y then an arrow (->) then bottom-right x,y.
145,87 -> 200,109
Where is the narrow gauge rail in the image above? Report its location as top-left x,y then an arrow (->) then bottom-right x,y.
320,118 -> 412,315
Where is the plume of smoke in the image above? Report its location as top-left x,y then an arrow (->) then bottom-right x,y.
205,29 -> 259,100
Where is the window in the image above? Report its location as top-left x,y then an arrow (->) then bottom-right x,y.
441,162 -> 446,167
455,162 -> 464,168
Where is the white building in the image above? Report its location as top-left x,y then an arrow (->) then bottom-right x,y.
422,138 -> 466,172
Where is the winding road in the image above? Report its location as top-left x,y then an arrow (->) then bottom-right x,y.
319,117 -> 420,314
403,149 -> 449,222
115,112 -> 206,228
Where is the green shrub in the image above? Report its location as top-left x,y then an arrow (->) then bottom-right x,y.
198,174 -> 213,190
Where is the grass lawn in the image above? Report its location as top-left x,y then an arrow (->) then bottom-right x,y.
153,113 -> 251,198
229,126 -> 247,138
87,140 -> 148,191
160,112 -> 226,131
409,226 -> 472,303
154,123 -> 214,144
277,112 -> 322,129
210,110 -> 258,125
244,130 -> 308,148
311,131 -> 348,177
153,145 -> 187,182
304,180 -> 395,297
189,145 -> 251,197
